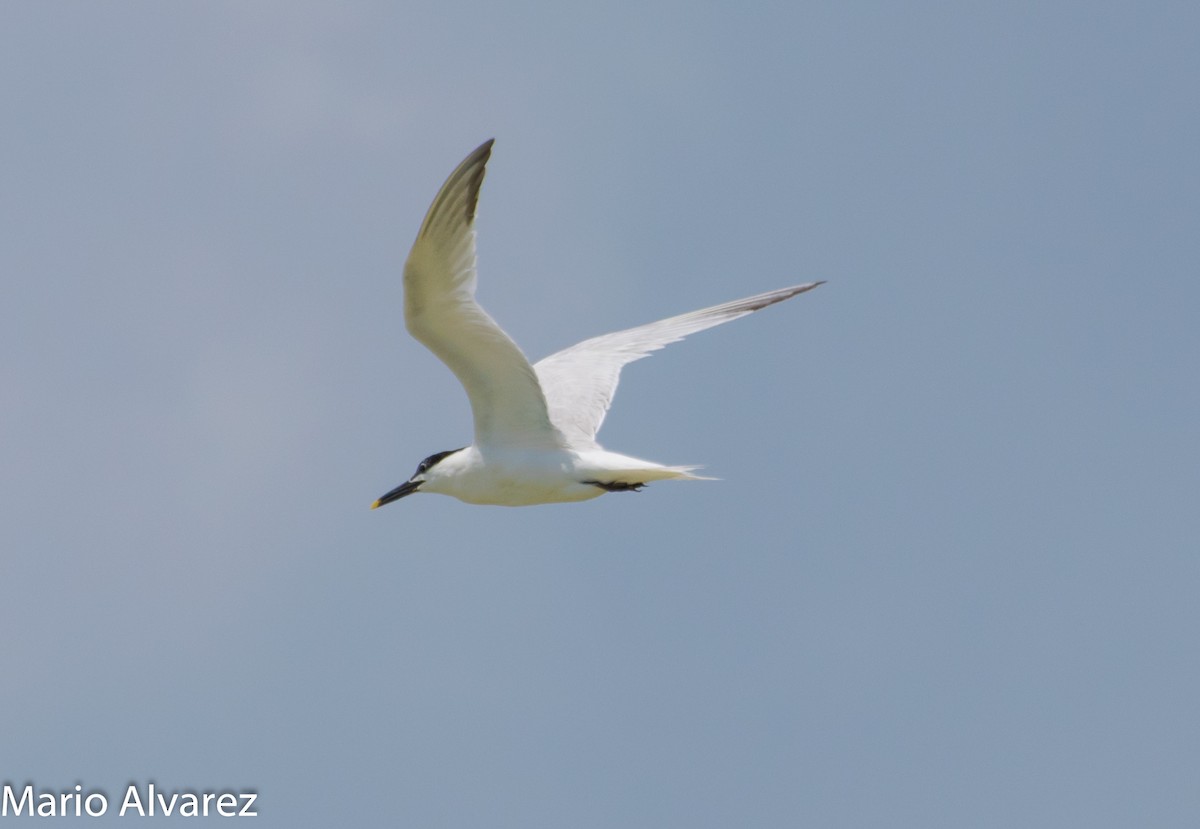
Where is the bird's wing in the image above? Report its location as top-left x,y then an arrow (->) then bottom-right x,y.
404,139 -> 562,449
534,282 -> 824,446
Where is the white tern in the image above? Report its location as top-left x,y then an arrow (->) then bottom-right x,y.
372,139 -> 823,508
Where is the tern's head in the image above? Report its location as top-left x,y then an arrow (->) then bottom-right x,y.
371,448 -> 466,508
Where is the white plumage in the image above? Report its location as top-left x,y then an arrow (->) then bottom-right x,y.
373,139 -> 823,507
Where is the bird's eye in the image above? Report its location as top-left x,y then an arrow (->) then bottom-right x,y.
413,448 -> 462,479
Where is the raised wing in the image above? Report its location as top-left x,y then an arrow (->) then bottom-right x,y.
404,139 -> 562,449
534,282 -> 824,447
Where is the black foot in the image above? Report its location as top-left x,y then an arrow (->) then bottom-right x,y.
584,480 -> 646,493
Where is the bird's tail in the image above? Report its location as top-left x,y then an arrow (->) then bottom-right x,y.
654,464 -> 717,482
603,460 -> 717,485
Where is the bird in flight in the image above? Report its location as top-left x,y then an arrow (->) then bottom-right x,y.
372,139 -> 823,508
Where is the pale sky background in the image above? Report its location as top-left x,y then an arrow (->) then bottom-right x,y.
3,1 -> 1198,826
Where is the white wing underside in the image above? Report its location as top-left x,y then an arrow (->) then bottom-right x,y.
534,282 -> 824,447
404,139 -> 563,449
404,139 -> 823,451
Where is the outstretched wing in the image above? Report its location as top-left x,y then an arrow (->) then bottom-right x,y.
403,139 -> 563,449
533,282 -> 824,447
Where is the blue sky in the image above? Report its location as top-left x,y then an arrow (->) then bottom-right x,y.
2,1 -> 1198,826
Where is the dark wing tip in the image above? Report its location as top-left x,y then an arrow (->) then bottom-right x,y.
462,138 -> 495,223
416,139 -> 497,240
739,281 -> 826,313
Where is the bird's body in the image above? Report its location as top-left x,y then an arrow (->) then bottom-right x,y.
411,445 -> 700,506
372,139 -> 823,508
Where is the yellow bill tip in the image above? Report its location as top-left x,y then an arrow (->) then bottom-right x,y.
370,499 -> 381,510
